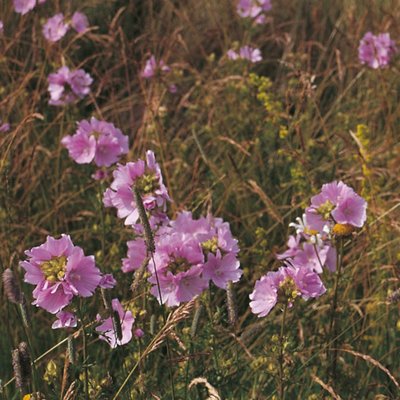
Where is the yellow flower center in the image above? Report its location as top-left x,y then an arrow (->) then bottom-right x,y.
40,256 -> 67,282
134,171 -> 159,195
278,277 -> 298,304
304,228 -> 319,236
201,237 -> 219,254
316,200 -> 335,220
168,257 -> 191,274
332,223 -> 355,237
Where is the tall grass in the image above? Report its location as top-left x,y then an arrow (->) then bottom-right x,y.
1,0 -> 400,398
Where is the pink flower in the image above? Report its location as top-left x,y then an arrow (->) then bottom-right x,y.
0,121 -> 10,133
276,235 -> 301,260
0,21 -> 4,34
249,268 -> 285,317
20,235 -> 102,314
43,14 -> 70,42
52,311 -> 77,329
292,242 -> 330,274
149,266 -> 208,307
249,265 -> 326,317
13,0 -> 36,15
71,12 -> 89,33
236,0 -> 271,23
358,32 -> 397,69
61,117 -> 129,167
134,328 -> 144,338
141,55 -> 170,79
91,169 -> 108,181
48,66 -> 93,106
202,253 -> 242,289
99,274 -> 117,289
96,299 -> 135,348
227,46 -> 262,62
305,181 -> 367,233
122,238 -> 147,273
103,150 -> 170,225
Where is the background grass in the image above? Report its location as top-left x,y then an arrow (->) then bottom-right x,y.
1,0 -> 400,398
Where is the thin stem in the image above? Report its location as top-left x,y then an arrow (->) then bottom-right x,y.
184,341 -> 193,400
132,185 -> 176,399
327,237 -> 344,380
150,253 -> 177,400
278,303 -> 288,400
78,303 -> 89,400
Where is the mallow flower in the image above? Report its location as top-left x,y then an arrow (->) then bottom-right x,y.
227,46 -> 262,63
71,12 -> 89,33
141,55 -> 171,79
122,210 -> 242,306
20,235 -> 102,314
61,117 -> 129,167
13,0 -> 45,15
358,32 -> 397,69
48,66 -> 93,106
96,298 -> 135,348
305,181 -> 367,235
249,264 -> 326,317
52,311 -> 77,329
103,150 -> 170,225
236,0 -> 272,24
43,13 -> 69,42
43,11 -> 89,42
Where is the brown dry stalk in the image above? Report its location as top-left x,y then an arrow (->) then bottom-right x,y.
63,381 -> 76,400
148,298 -> 197,355
189,377 -> 221,400
340,348 -> 400,390
247,179 -> 283,224
311,374 -> 342,400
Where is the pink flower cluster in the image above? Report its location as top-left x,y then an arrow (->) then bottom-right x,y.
305,181 -> 367,234
250,181 -> 367,317
103,150 -> 170,226
227,46 -> 262,63
13,0 -> 45,15
250,264 -> 326,317
43,12 -> 89,42
62,117 -> 129,167
358,32 -> 397,69
236,0 -> 272,24
20,235 -> 107,314
123,211 -> 242,307
48,66 -> 93,106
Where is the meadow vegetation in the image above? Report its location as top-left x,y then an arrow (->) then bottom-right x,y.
0,0 -> 400,399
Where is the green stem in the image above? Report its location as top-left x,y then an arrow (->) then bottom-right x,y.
327,237 -> 344,380
278,303 -> 288,400
150,254 -> 177,400
78,303 -> 89,400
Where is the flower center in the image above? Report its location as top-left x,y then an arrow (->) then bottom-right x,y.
304,227 -> 319,236
316,200 -> 335,220
278,277 -> 298,304
168,257 -> 191,275
40,256 -> 67,283
201,237 -> 219,255
134,171 -> 160,195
